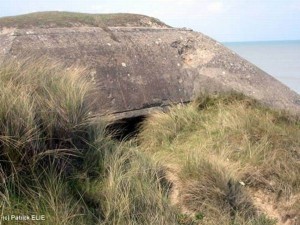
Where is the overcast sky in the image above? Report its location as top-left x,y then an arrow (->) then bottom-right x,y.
0,0 -> 299,42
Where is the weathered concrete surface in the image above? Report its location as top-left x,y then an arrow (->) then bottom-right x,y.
1,26 -> 300,118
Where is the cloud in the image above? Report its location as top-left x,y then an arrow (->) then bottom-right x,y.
207,1 -> 224,13
290,2 -> 300,11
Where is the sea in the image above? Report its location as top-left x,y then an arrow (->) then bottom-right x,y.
223,40 -> 300,94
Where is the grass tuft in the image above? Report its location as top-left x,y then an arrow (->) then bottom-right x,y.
0,11 -> 169,29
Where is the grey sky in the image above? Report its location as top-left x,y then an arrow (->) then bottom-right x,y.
0,0 -> 299,42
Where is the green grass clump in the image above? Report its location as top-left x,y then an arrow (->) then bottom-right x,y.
179,156 -> 255,219
94,144 -> 177,225
0,59 -> 94,177
139,93 -> 300,224
0,11 -> 169,29
0,59 -> 178,225
0,58 -> 108,224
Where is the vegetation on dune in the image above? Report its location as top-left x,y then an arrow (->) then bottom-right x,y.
0,59 -> 177,224
139,93 -> 300,224
0,60 -> 299,224
0,59 -> 109,224
0,11 -> 169,29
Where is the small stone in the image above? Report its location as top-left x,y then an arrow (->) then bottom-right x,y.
155,38 -> 162,45
121,62 -> 127,67
239,181 -> 245,186
107,43 -> 111,46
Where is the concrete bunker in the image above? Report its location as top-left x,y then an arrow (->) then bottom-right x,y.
1,12 -> 299,121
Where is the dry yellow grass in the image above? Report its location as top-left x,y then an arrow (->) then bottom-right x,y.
0,11 -> 169,29
0,59 -> 299,225
139,93 -> 300,224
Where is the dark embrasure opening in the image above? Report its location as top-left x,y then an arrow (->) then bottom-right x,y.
107,116 -> 146,140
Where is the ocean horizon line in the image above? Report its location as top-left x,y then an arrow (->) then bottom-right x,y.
223,39 -> 300,45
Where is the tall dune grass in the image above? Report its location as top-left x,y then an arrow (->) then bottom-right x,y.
87,144 -> 177,225
1,59 -> 299,224
0,59 -> 94,178
0,59 -> 108,224
0,59 -> 178,225
139,93 -> 299,224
